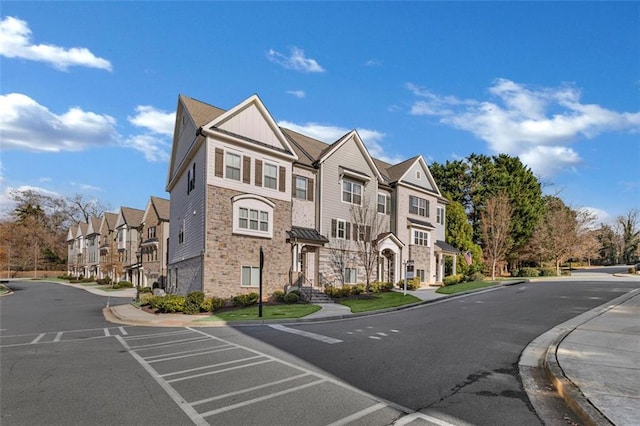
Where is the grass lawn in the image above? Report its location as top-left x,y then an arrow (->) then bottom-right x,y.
339,291 -> 421,313
435,280 -> 500,295
198,304 -> 322,322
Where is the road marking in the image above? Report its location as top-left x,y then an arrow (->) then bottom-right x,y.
166,359 -> 273,383
326,402 -> 386,426
118,327 -> 128,335
393,412 -> 457,426
115,335 -> 209,426
159,355 -> 263,376
369,336 -> 382,340
199,378 -> 326,418
104,328 -> 111,337
143,344 -> 234,361
190,373 -> 311,406
268,324 -> 343,344
376,332 -> 388,336
128,336 -> 210,350
390,329 -> 400,333
31,333 -> 46,344
53,332 -> 63,342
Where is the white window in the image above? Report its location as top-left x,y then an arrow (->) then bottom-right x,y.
178,222 -> 184,244
437,207 -> 445,225
345,267 -> 358,284
232,195 -> 274,239
264,163 -> 278,189
337,219 -> 346,239
413,230 -> 429,246
225,153 -> 241,181
416,170 -> 421,180
342,180 -> 362,205
241,266 -> 260,287
416,269 -> 425,282
409,196 -> 429,217
378,193 -> 389,214
295,176 -> 308,200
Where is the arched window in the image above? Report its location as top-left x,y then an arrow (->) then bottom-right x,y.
232,194 -> 274,239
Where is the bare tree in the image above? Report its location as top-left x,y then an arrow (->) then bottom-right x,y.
480,192 -> 513,280
616,209 -> 640,264
66,193 -> 111,225
327,237 -> 352,287
351,199 -> 386,293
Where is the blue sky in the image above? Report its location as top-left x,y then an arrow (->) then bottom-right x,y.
1,2 -> 638,225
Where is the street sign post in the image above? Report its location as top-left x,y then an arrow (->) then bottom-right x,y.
259,246 -> 264,318
404,260 -> 414,296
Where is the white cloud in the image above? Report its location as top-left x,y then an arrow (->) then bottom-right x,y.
580,207 -> 611,227
0,16 -> 112,71
128,105 -> 175,135
364,59 -> 381,67
287,90 -> 306,99
123,134 -> 170,163
0,93 -> 118,152
0,184 -> 61,219
407,79 -> 640,178
267,47 -> 325,73
278,120 -> 403,164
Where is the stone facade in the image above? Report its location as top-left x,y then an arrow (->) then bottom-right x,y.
203,185 -> 292,299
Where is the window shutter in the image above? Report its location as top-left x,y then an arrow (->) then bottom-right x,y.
352,223 -> 358,241
366,226 -> 371,241
243,156 -> 251,184
255,160 -> 262,187
279,166 -> 286,192
426,200 -> 430,217
331,219 -> 337,238
292,175 -> 297,197
308,178 -> 314,201
215,148 -> 224,177
345,222 -> 351,240
187,170 -> 191,193
386,196 -> 391,215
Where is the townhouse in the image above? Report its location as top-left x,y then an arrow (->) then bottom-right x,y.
66,197 -> 170,288
165,94 -> 458,299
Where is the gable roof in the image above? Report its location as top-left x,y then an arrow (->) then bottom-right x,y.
143,196 -> 170,225
203,94 -> 297,160
101,212 -> 118,233
117,207 -> 145,229
87,216 -> 101,236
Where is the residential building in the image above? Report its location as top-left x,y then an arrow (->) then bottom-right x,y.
114,206 -> 145,284
140,196 -> 170,288
166,94 -> 457,299
85,216 -> 101,278
98,212 -> 119,281
66,222 -> 88,277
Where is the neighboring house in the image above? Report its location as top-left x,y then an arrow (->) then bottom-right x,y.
166,94 -> 457,299
99,212 -> 119,281
85,216 -> 101,278
66,222 -> 88,277
140,196 -> 170,288
114,206 -> 145,284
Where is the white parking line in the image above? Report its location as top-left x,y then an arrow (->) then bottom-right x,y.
393,412 -> 457,426
128,336 -> 211,350
30,333 -> 46,344
165,359 -> 273,383
104,328 -> 111,337
53,332 -> 63,342
326,402 -> 387,426
118,327 -> 128,335
160,355 -> 264,377
268,324 -> 343,344
143,344 -> 234,361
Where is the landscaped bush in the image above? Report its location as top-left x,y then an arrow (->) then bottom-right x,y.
139,286 -> 152,293
232,292 -> 259,307
140,293 -> 156,306
351,284 -> 366,295
406,277 -> 421,290
183,291 -> 206,315
515,268 -> 540,277
271,290 -> 285,303
158,294 -> 186,313
628,267 -> 636,274
113,280 -> 134,289
369,281 -> 394,293
468,272 -> 485,282
284,292 -> 300,303
443,274 -> 464,286
539,268 -> 557,277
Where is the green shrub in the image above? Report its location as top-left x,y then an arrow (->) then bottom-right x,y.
232,292 -> 259,307
469,272 -> 485,281
152,281 -> 160,289
184,291 -> 206,315
200,298 -> 214,313
516,268 -> 540,277
628,267 -> 636,274
406,277 -> 421,290
113,280 -> 134,289
140,293 -> 156,305
139,286 -> 152,293
271,290 -> 285,303
539,268 -> 557,277
158,294 -> 185,313
443,274 -> 464,286
284,292 -> 300,303
351,284 -> 366,295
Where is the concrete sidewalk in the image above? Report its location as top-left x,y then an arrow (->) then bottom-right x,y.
545,289 -> 640,426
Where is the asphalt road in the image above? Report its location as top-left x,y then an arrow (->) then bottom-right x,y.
2,275 -> 638,425
227,278 -> 640,425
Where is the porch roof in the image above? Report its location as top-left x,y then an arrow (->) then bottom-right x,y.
435,240 -> 460,254
287,226 -> 329,246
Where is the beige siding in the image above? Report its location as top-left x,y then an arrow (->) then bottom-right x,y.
218,104 -> 284,151
404,161 -> 436,191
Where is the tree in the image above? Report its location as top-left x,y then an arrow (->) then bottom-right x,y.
525,197 -> 595,275
616,209 -> 640,264
351,200 -> 386,293
480,192 -> 513,280
66,193 -> 110,225
431,154 -> 544,271
444,198 -> 483,276
597,224 -> 622,265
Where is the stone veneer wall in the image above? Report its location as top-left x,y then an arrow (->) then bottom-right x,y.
204,186 -> 292,299
408,245 -> 431,287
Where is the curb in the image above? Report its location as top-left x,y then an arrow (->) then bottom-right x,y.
543,330 -> 614,426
